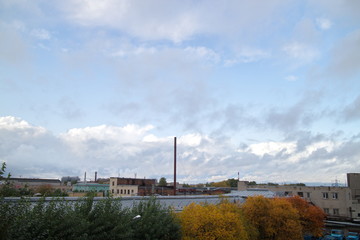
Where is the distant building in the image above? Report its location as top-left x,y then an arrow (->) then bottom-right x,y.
238,173 -> 360,221
109,177 -> 157,197
72,183 -> 109,196
61,176 -> 80,184
7,178 -> 61,189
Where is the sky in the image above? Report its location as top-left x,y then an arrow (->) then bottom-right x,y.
1,0 -> 360,185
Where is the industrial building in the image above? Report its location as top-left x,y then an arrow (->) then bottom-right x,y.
238,173 -> 360,222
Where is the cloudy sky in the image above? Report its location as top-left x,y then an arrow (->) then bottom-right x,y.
1,0 -> 360,184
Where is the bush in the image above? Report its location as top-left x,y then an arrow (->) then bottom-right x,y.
131,197 -> 181,240
0,197 -> 181,240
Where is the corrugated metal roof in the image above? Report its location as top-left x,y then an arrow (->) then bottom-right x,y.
224,190 -> 276,198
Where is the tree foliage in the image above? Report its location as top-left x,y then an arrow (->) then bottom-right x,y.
131,197 -> 181,240
0,162 -> 6,179
179,201 -> 254,240
0,162 -> 16,197
158,177 -> 167,187
286,196 -> 326,237
242,196 -> 303,240
0,197 -> 181,240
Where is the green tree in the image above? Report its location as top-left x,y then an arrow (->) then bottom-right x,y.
0,162 -> 18,197
227,178 -> 238,188
131,197 -> 181,240
158,177 -> 167,187
0,197 -> 181,240
0,162 -> 6,179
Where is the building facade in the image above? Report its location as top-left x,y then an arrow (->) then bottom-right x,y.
238,173 -> 360,221
109,177 -> 156,197
6,178 -> 61,188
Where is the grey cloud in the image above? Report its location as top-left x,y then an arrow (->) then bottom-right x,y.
309,0 -> 360,24
342,95 -> 360,122
58,97 -> 85,120
0,23 -> 29,65
265,92 -> 322,132
327,29 -> 360,79
1,116 -> 359,184
285,131 -> 325,152
208,104 -> 261,137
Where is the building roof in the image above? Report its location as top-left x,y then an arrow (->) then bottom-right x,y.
75,183 -> 108,186
9,178 -> 60,183
225,189 -> 276,198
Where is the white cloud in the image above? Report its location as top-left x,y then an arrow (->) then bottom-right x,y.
241,141 -> 297,157
282,42 -> 320,63
184,46 -> 220,64
0,116 -> 46,136
285,75 -> 298,81
316,18 -> 332,30
59,0 -> 200,43
30,28 -> 51,40
58,0 -> 289,43
236,47 -> 271,63
1,116 -> 359,183
179,133 -> 202,147
224,47 -> 270,66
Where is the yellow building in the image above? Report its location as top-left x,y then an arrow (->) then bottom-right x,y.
109,177 -> 139,197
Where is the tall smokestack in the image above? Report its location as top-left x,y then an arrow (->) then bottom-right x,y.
174,137 -> 177,196
95,171 -> 97,182
84,172 -> 87,183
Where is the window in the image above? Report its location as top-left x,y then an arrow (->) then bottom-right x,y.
128,189 -> 130,194
117,189 -> 119,194
332,192 -> 338,199
121,189 -> 123,194
297,192 -> 304,197
112,181 -> 114,186
112,189 -> 114,194
333,208 -> 339,215
306,192 -> 311,198
324,208 -> 329,214
323,192 -> 329,199
131,189 -> 134,193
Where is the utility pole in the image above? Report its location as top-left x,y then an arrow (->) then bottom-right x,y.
174,137 -> 177,196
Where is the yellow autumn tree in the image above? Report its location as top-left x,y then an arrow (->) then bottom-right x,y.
242,196 -> 303,240
179,201 -> 252,240
286,196 -> 326,237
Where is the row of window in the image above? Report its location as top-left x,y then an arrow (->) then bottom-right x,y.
323,208 -> 339,215
322,192 -> 338,199
111,189 -> 135,195
294,191 -> 339,199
